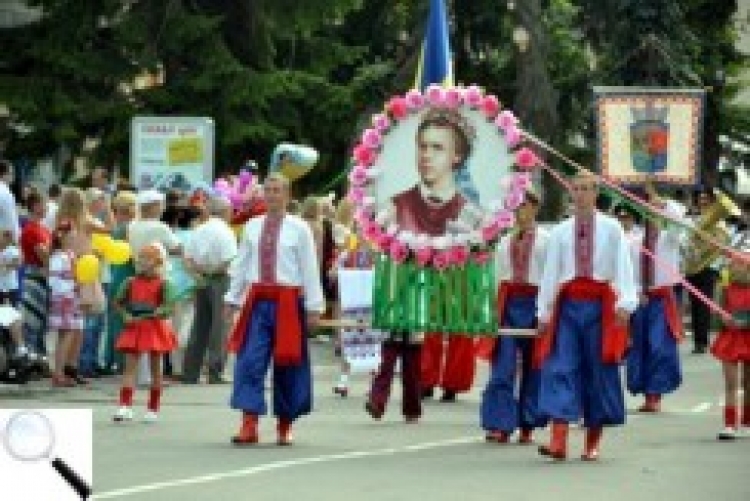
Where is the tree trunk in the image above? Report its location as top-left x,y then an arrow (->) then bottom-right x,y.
514,0 -> 564,221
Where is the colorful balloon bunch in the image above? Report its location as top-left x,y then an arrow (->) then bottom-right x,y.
214,169 -> 255,210
213,169 -> 267,228
75,234 -> 132,284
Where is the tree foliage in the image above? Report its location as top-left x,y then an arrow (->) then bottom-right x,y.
0,0 -> 746,196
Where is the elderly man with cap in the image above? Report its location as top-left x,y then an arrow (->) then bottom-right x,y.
182,195 -> 238,384
480,187 -> 549,445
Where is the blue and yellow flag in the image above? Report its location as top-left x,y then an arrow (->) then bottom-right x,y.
414,0 -> 454,90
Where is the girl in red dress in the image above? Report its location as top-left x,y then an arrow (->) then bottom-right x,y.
711,248 -> 750,440
113,243 -> 177,423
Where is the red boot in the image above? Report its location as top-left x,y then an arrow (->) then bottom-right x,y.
485,430 -> 510,444
277,419 -> 294,446
581,427 -> 602,461
231,413 -> 258,445
538,421 -> 568,460
518,428 -> 534,445
637,394 -> 661,413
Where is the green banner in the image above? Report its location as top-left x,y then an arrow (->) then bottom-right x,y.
372,254 -> 498,335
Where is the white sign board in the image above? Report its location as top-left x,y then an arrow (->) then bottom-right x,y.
130,116 -> 214,192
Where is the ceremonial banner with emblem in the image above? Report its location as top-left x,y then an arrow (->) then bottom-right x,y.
593,87 -> 705,186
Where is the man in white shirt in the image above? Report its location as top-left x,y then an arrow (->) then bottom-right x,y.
625,182 -> 686,413
0,160 -> 20,243
480,188 -> 549,445
225,173 -> 323,446
182,196 -> 238,384
535,173 -> 638,462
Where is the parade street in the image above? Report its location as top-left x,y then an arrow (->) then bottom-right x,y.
3,339 -> 748,501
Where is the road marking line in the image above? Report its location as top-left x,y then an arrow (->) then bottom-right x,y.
691,402 -> 712,413
92,436 -> 476,499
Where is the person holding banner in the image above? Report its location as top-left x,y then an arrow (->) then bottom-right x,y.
391,108 -> 481,403
366,108 -> 479,419
480,188 -> 548,444
625,182 -> 686,413
535,172 -> 638,461
225,173 -> 323,446
331,231 -> 378,397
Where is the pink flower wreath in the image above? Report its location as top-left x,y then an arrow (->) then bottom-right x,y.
347,85 -> 541,270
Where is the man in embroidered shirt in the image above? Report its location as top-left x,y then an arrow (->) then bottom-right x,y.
624,181 -> 686,413
480,188 -> 549,444
225,173 -> 323,446
535,172 -> 638,461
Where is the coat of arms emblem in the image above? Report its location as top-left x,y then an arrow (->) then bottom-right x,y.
630,104 -> 669,174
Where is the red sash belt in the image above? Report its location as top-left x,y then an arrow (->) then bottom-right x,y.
532,277 -> 627,369
647,286 -> 684,342
226,283 -> 303,366
475,282 -> 538,362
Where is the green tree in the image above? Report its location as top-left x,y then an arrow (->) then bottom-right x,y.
576,0 -> 748,184
0,0 -> 140,178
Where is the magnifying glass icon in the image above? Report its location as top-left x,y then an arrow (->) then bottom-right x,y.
2,411 -> 92,499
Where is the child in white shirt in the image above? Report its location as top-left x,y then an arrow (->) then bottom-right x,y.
48,221 -> 85,387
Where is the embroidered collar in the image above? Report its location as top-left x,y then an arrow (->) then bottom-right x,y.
418,183 -> 457,205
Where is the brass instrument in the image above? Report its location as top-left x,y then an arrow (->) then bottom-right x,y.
684,189 -> 741,276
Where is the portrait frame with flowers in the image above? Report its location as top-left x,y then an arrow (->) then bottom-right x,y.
347,85 -> 540,335
348,84 -> 540,271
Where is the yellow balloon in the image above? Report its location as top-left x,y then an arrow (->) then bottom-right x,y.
75,254 -> 100,284
91,233 -> 114,254
720,267 -> 730,288
104,240 -> 132,265
346,233 -> 358,252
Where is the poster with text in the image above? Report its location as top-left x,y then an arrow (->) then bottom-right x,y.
130,116 -> 215,192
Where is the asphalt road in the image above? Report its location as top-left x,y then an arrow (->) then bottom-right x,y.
2,338 -> 748,501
